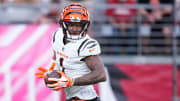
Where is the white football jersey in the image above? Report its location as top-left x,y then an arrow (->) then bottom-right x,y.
52,28 -> 101,100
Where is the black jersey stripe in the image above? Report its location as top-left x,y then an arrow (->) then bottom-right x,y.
87,43 -> 97,49
78,39 -> 89,56
53,30 -> 57,43
82,40 -> 96,50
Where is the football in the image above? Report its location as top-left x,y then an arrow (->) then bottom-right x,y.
44,70 -> 61,85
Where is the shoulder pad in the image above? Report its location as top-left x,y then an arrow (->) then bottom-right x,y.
52,28 -> 63,43
78,38 -> 101,56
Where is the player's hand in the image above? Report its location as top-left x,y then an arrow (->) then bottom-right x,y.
35,62 -> 56,79
46,71 -> 72,91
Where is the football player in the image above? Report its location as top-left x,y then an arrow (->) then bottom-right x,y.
35,3 -> 106,101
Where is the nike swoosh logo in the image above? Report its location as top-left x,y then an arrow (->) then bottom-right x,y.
89,48 -> 95,53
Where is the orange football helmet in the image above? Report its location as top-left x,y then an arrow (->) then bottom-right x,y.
59,3 -> 90,41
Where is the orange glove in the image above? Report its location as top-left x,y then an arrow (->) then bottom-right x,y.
35,61 -> 62,91
46,71 -> 73,91
35,61 -> 73,91
35,62 -> 56,79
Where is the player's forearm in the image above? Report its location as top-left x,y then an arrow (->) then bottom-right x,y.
73,67 -> 106,86
72,55 -> 106,86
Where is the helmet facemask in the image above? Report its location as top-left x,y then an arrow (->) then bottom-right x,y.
62,20 -> 89,41
59,3 -> 90,42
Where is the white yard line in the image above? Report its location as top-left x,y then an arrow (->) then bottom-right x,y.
0,25 -> 26,46
1,25 -> 49,101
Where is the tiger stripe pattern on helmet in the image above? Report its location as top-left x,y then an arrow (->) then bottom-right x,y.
59,3 -> 90,41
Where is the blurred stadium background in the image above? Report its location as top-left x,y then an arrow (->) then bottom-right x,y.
0,0 -> 180,101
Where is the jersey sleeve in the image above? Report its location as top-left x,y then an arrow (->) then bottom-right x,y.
52,30 -> 58,50
79,39 -> 101,57
52,28 -> 63,51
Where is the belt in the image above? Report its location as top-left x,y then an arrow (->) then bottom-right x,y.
70,96 -> 98,101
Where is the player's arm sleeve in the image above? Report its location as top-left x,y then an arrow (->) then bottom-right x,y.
52,30 -> 57,49
79,39 -> 101,57
51,30 -> 60,70
52,51 -> 60,70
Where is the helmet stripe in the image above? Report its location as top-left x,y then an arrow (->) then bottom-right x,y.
64,11 -> 87,18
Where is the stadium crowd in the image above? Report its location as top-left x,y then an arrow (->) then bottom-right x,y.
0,0 -> 179,56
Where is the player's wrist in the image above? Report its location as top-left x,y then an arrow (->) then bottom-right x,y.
51,59 -> 56,64
48,59 -> 56,71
